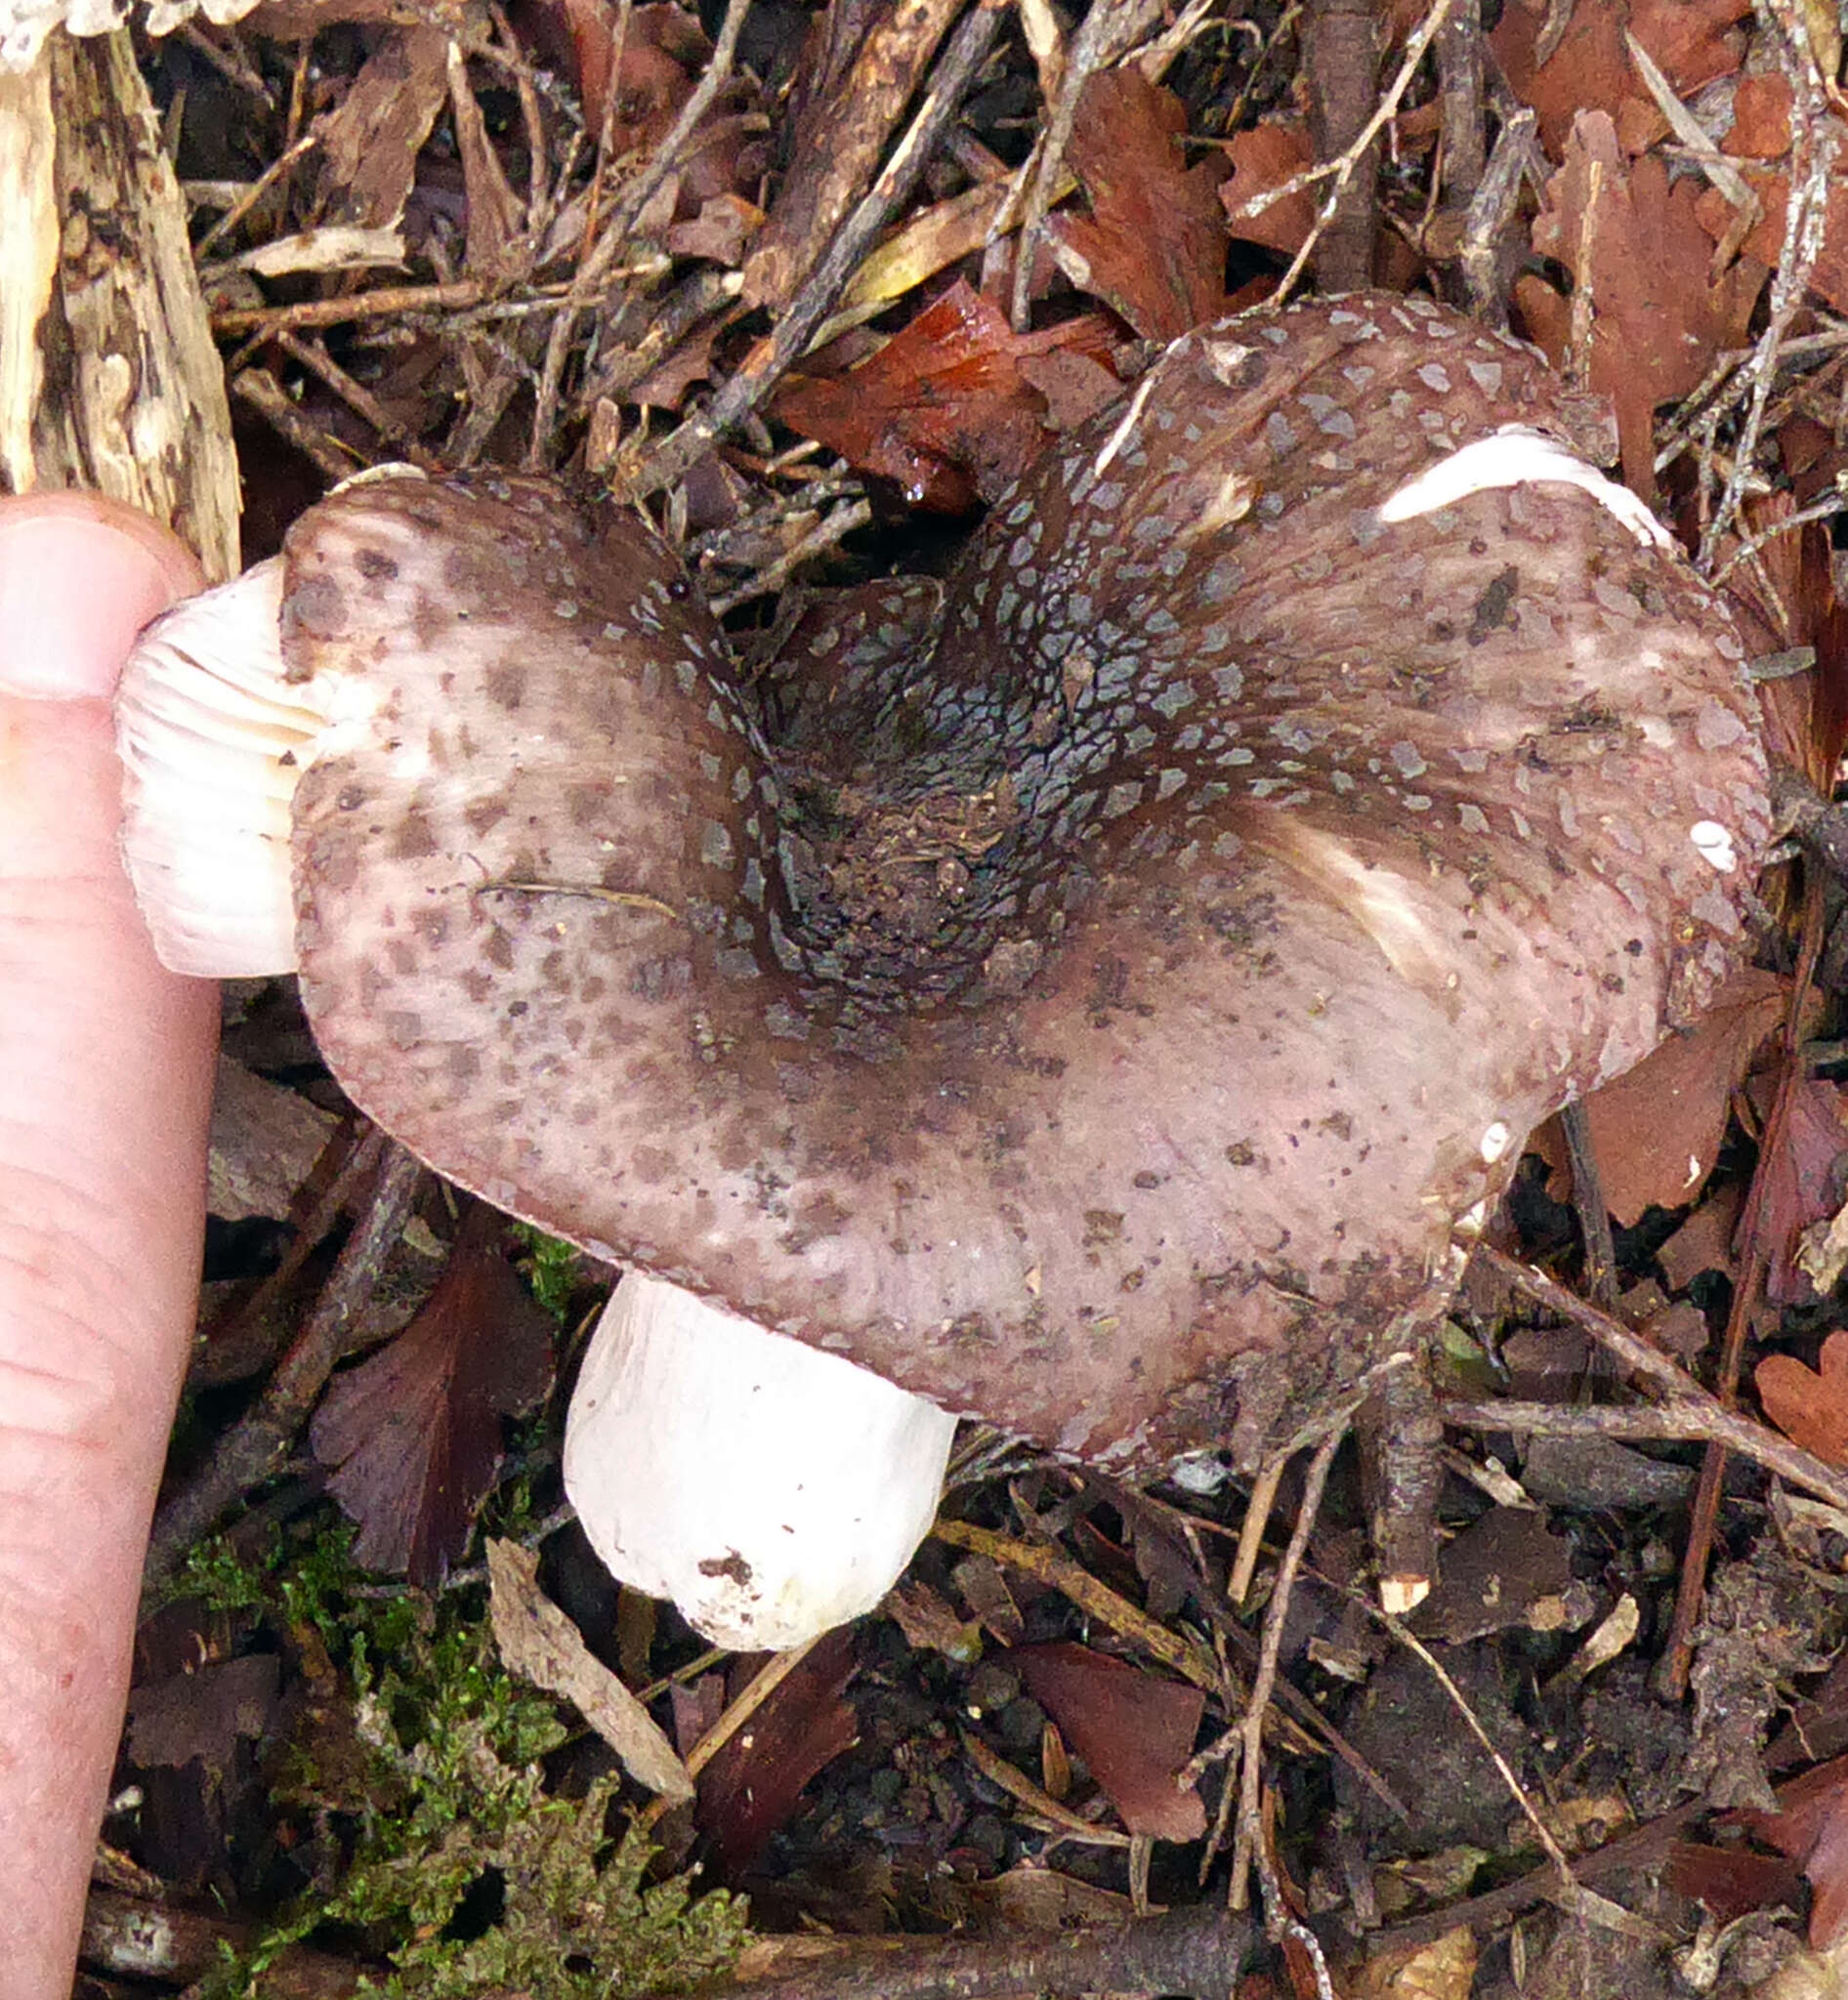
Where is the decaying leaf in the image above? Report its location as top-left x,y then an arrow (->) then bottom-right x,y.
695,1630 -> 861,1873
127,1654 -> 281,1782
772,279 -> 1117,511
1758,1332 -> 1848,1469
1350,1925 -> 1477,2000
1012,1642 -> 1206,1842
885,1579 -> 984,1663
206,1054 -> 338,1222
310,1203 -> 556,1587
1537,967 -> 1788,1225
1045,68 -> 1231,343
487,1538 -> 694,1803
1523,110 -> 1762,494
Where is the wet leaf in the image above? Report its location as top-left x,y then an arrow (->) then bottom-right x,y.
772,279 -> 1117,510
696,1631 -> 861,1873
1754,1072 -> 1848,1305
1012,1642 -> 1206,1842
1734,1754 -> 1848,1946
311,1203 -> 556,1588
1666,1838 -> 1807,1925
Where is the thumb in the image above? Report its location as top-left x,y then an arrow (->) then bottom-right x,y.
0,489 -> 205,696
0,492 -> 219,1998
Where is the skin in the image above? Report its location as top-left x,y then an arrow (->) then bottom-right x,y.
0,493 -> 215,1995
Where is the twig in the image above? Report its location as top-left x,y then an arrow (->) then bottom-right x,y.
525,0 -> 755,468
213,277 -> 508,337
1006,0 -> 1169,330
1303,0 -> 1384,292
1559,1099 -> 1618,1307
706,498 -> 875,616
1230,1406 -> 1356,1912
1463,1248 -> 1848,1514
1696,4 -> 1839,570
1273,0 -> 1460,305
1658,872 -> 1828,1697
1228,1454 -> 1285,1604
632,0 -> 1007,500
675,1903 -> 1254,2000
143,1137 -> 423,1594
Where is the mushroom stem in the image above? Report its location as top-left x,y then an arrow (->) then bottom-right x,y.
112,562 -> 957,1648
564,1274 -> 958,1649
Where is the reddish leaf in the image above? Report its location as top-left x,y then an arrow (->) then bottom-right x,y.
1220,121 -> 1318,255
1758,1332 -> 1848,1470
773,281 -> 1118,511
696,1629 -> 860,1874
1525,111 -> 1764,496
1491,0 -> 1749,154
1752,1071 -> 1848,1305
1539,968 -> 1787,1225
1664,1839 -> 1805,1923
1694,150 -> 1848,319
1734,1755 -> 1848,1947
1046,69 -> 1231,343
1013,1642 -> 1206,1842
311,1204 -> 555,1588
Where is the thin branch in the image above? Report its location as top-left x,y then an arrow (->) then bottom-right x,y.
144,1137 -> 424,1595
632,1 -> 1007,500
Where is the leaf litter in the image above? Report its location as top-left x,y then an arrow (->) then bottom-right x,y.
68,0 -> 1848,1991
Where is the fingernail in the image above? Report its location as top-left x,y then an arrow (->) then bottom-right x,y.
0,497 -> 205,700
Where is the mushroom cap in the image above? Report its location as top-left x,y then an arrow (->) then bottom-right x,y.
278,292 -> 1767,1467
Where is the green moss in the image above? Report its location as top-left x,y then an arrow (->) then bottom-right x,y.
512,1222 -> 588,1322
186,1519 -> 749,1997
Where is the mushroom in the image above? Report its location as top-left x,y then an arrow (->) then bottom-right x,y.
115,291 -> 1768,1646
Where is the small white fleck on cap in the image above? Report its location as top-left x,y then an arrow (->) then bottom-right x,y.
1689,821 -> 1736,872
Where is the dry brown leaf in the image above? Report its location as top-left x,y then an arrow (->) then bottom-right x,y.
1694,148 -> 1848,317
313,25 -> 450,230
1758,1332 -> 1848,1470
1012,1642 -> 1206,1842
1526,110 -> 1764,494
1539,968 -> 1787,1225
1350,1926 -> 1478,2000
1491,0 -> 1749,154
1046,68 -> 1231,342
487,1538 -> 694,1803
1219,119 -> 1318,255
